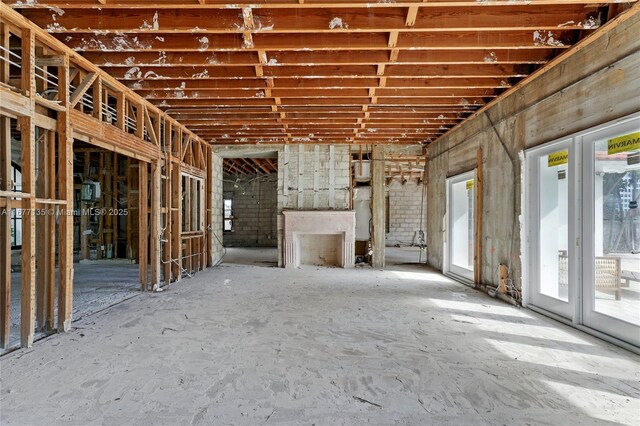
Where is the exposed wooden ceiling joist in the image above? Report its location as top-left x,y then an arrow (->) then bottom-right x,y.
10,0 -> 632,145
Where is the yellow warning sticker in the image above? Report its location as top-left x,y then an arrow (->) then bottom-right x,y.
608,132 -> 640,155
548,149 -> 569,167
466,180 -> 474,190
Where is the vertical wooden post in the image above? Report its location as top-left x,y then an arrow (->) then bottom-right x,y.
0,116 -> 11,349
116,92 -> 125,131
206,147 -> 214,267
58,53 -> 74,332
136,103 -> 144,139
20,28 -> 36,348
371,144 -> 385,268
112,153 -> 118,258
35,131 -> 46,330
150,161 -> 161,289
0,22 -> 11,346
92,76 -> 102,120
45,130 -> 55,331
163,124 -> 172,283
171,163 -> 181,282
138,161 -> 148,290
97,153 -> 104,259
80,152 -> 90,260
104,153 -> 113,259
474,146 -> 483,286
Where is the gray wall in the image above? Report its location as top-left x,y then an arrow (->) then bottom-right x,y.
211,153 -> 225,264
386,179 -> 425,246
425,10 -> 640,293
223,173 -> 278,247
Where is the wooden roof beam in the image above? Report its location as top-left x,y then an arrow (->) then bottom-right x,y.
57,31 -> 575,52
22,5 -> 601,33
127,77 -> 512,90
105,64 -> 529,80
8,1 -> 633,9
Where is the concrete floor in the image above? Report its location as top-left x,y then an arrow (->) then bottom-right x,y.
4,260 -> 140,352
1,249 -> 639,425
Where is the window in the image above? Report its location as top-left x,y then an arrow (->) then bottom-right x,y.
181,174 -> 205,232
10,163 -> 22,249
223,196 -> 233,232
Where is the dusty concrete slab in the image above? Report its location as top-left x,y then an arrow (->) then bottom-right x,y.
1,258 -> 638,425
4,260 -> 140,352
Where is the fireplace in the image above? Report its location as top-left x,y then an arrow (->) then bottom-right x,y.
282,210 -> 355,268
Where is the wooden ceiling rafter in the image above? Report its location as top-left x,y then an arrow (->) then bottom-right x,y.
10,0 -> 633,145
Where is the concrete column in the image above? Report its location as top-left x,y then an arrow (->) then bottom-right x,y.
371,145 -> 385,268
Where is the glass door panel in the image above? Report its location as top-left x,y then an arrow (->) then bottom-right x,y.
584,119 -> 640,346
529,140 -> 574,319
447,171 -> 475,281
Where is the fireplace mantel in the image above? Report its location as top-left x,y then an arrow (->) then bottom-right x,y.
282,210 -> 355,268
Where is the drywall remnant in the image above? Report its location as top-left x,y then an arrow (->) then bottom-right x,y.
558,20 -> 576,27
173,88 -> 186,99
153,51 -> 168,65
483,52 -> 498,63
267,58 -> 279,66
582,16 -> 600,29
192,70 -> 210,79
141,11 -> 159,31
329,17 -> 348,30
46,15 -> 65,32
144,70 -> 168,79
124,67 -> 142,79
124,56 -> 136,66
533,30 -> 565,47
198,36 -> 210,51
206,54 -> 219,64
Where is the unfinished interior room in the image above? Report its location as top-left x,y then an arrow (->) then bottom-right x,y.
0,1 -> 638,424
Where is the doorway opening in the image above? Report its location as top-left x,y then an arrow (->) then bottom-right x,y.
445,170 -> 476,283
222,156 -> 278,267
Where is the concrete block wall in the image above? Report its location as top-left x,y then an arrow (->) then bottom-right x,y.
211,153 -> 225,264
278,145 -> 351,210
386,179 -> 425,246
277,144 -> 351,265
425,9 -> 640,294
223,173 -> 278,247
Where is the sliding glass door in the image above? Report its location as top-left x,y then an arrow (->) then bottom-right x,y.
446,171 -> 475,282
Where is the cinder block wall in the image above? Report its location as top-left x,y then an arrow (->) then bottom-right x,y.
278,145 -> 351,210
386,180 -> 425,246
211,153 -> 225,263
277,145 -> 351,265
425,10 -> 640,292
223,173 -> 278,247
